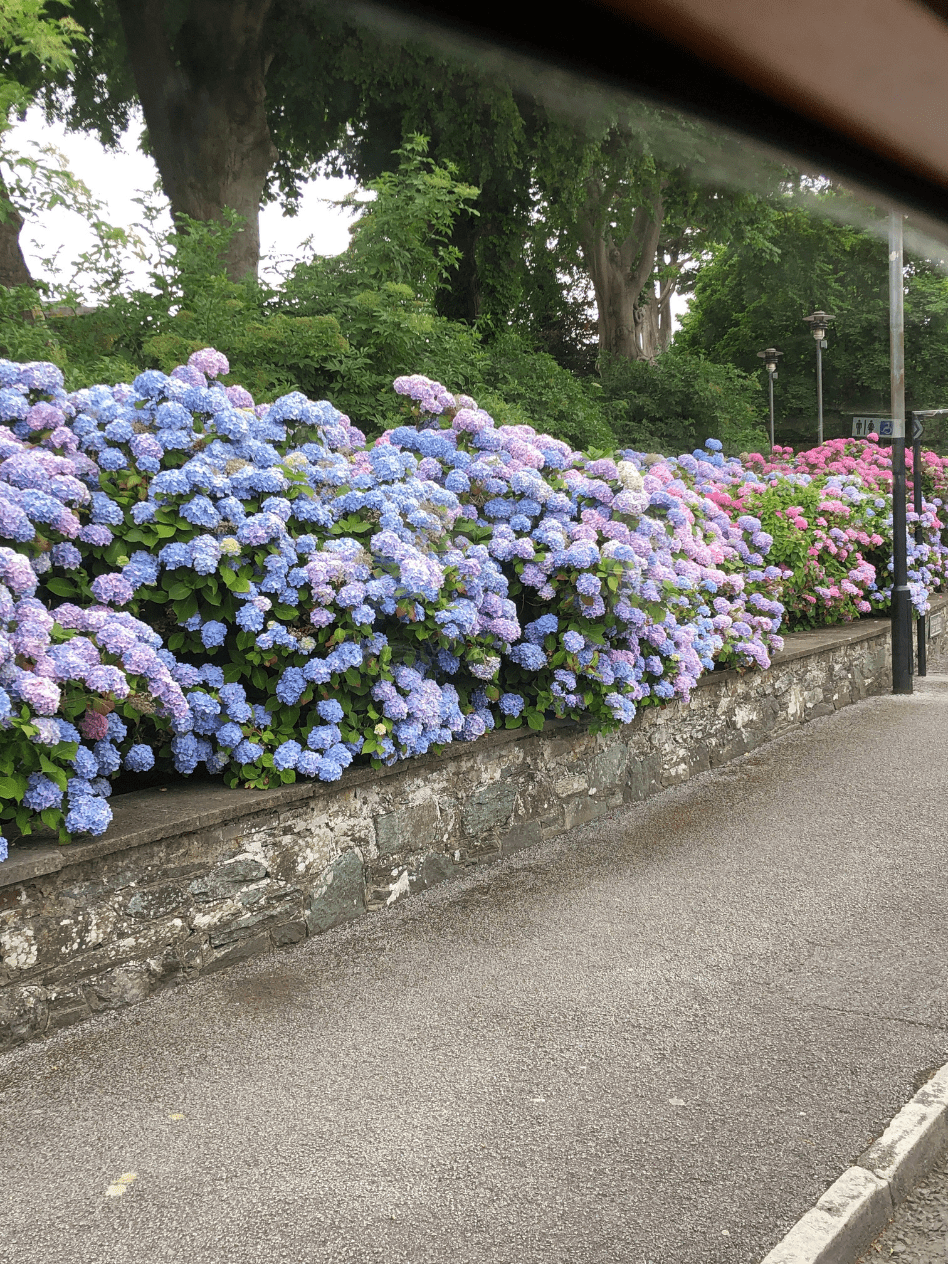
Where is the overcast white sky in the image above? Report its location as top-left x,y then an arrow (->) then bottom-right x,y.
8,107 -> 359,294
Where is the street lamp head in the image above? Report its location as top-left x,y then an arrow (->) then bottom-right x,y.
803,310 -> 835,341
757,346 -> 783,374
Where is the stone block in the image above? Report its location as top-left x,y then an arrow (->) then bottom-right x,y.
177,934 -> 207,973
626,752 -> 663,802
126,883 -> 188,921
589,744 -> 628,794
270,920 -> 307,947
553,772 -> 587,798
500,818 -> 545,856
375,799 -> 440,858
203,932 -> 272,974
462,780 -> 519,835
305,850 -> 366,936
208,900 -> 297,948
83,965 -> 152,1011
806,701 -> 836,719
0,985 -> 49,1049
409,852 -> 461,895
563,794 -> 609,831
758,1166 -> 891,1264
188,857 -> 268,903
45,987 -> 92,1033
219,857 -> 268,882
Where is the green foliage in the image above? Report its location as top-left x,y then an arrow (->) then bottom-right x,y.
0,127 -> 779,462
0,138 -> 625,453
0,0 -> 85,124
337,135 -> 480,303
677,192 -> 948,439
473,333 -> 613,453
598,350 -> 768,456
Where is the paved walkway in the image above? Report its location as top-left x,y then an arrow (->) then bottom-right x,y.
2,671 -> 948,1264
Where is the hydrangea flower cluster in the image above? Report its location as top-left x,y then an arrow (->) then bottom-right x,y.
0,351 -> 944,859
734,435 -> 948,625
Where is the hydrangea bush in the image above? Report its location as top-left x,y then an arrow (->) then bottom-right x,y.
0,351 -> 945,860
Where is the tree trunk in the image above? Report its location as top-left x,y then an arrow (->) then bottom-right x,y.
577,178 -> 664,362
114,0 -> 277,280
0,171 -> 34,290
636,251 -> 680,360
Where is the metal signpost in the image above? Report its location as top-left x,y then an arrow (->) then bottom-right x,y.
889,415 -> 913,693
907,408 -> 948,674
889,212 -> 912,693
913,415 -> 927,677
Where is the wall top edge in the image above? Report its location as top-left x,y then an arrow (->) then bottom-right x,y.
2,597 -> 944,890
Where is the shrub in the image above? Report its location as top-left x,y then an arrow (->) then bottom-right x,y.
599,350 -> 768,457
1,351 -> 945,861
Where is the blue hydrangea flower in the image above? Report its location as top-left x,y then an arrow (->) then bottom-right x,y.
316,698 -> 344,723
124,745 -> 155,772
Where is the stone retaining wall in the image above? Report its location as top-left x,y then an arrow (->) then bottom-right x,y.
2,597 -> 946,1051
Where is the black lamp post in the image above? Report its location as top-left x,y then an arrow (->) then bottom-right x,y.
803,310 -> 835,444
756,347 -> 783,451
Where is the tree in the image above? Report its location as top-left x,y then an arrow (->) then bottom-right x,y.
0,0 -> 85,287
32,0 -> 358,280
676,192 -> 948,439
20,0 -> 780,379
530,99 -> 785,365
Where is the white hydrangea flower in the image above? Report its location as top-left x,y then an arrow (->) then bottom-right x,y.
616,460 -> 645,492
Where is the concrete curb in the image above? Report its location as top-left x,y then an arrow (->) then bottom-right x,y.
759,1063 -> 948,1263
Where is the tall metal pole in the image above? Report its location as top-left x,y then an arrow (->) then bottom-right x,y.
768,368 -> 775,451
912,422 -> 927,676
815,340 -> 824,445
890,210 -> 912,694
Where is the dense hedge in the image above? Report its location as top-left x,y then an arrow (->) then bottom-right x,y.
1,349 -> 946,858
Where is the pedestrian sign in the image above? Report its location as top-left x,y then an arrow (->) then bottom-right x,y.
852,416 -> 886,437
852,416 -> 905,438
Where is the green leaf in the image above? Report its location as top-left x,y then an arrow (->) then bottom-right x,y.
0,775 -> 25,800
221,568 -> 251,594
45,577 -> 76,597
38,757 -> 68,790
526,710 -> 545,731
176,592 -> 199,619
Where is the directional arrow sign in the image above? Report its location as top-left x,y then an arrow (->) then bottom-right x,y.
913,416 -> 925,442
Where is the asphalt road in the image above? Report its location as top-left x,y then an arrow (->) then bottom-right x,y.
3,673 -> 948,1264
